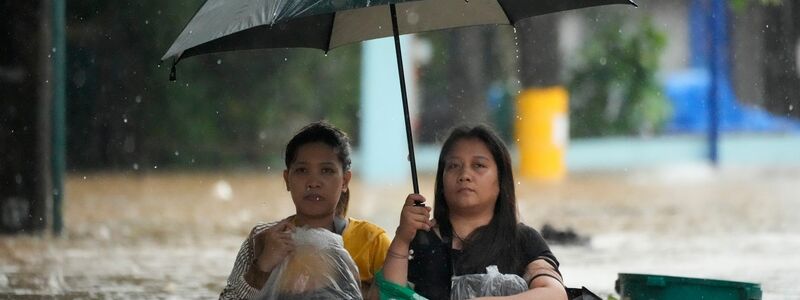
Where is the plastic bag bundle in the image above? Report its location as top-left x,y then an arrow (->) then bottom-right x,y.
256,227 -> 362,300
450,265 -> 528,300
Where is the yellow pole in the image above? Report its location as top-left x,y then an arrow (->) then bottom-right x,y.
515,87 -> 568,181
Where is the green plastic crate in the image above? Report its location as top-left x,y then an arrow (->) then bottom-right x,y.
616,273 -> 762,300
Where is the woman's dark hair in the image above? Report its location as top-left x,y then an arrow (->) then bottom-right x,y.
433,124 -> 521,275
285,121 -> 352,217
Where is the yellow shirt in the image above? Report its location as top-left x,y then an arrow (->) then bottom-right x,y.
341,217 -> 392,283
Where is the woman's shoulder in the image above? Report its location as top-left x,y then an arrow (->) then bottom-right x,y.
516,223 -> 559,268
344,217 -> 388,237
247,220 -> 281,237
515,223 -> 551,253
517,222 -> 550,240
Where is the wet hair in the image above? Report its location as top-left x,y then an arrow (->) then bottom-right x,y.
433,124 -> 521,275
285,121 -> 352,217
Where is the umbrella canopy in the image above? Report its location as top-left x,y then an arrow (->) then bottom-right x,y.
162,0 -> 636,197
162,0 -> 636,64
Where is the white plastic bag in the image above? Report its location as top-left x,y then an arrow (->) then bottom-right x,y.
256,227 -> 362,300
450,265 -> 528,300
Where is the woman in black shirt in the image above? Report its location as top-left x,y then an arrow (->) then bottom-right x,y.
381,125 -> 566,300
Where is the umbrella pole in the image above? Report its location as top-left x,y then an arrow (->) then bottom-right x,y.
391,3 -> 430,247
390,4 -> 420,195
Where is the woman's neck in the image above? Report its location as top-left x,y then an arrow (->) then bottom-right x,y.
449,210 -> 493,238
293,214 -> 335,231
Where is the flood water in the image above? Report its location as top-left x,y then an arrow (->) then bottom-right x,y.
1,166 -> 798,299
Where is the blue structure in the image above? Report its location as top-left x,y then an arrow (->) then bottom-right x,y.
663,0 -> 800,135
358,36 -> 415,184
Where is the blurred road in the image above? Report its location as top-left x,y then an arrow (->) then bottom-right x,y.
1,166 -> 798,299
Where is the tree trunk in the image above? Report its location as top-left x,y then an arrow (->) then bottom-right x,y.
517,14 -> 562,88
446,28 -> 491,125
763,1 -> 800,119
1,0 -> 49,233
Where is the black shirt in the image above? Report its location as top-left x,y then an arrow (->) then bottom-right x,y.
407,223 -> 559,300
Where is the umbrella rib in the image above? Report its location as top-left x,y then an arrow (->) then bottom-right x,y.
496,1 -> 514,25
324,12 -> 336,53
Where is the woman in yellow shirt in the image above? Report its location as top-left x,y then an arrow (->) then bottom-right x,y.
219,121 -> 391,299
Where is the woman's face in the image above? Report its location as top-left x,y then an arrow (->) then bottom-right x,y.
442,138 -> 500,214
284,142 -> 351,219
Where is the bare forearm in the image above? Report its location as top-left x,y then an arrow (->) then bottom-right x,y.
509,285 -> 567,300
381,239 -> 411,285
477,285 -> 566,300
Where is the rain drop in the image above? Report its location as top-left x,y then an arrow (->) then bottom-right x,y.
52,47 -> 57,53
135,96 -> 142,103
217,59 -> 222,65
284,57 -> 288,62
790,105 -> 794,111
123,118 -> 128,123
133,163 -> 139,170
517,181 -> 521,185
145,20 -> 149,25
185,83 -> 189,87
153,165 -> 158,169
513,28 -> 517,34
174,151 -> 180,156
82,176 -> 87,180
188,30 -> 193,34
267,166 -> 271,171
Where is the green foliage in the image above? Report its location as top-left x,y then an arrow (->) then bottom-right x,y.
66,1 -> 361,170
730,0 -> 783,12
566,15 -> 670,137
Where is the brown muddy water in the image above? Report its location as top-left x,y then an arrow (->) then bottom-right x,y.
1,166 -> 798,299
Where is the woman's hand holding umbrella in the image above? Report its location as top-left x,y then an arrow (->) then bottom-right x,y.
395,194 -> 434,245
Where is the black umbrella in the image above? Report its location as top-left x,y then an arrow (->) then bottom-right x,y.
162,0 -> 636,199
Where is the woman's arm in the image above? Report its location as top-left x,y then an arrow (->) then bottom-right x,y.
219,225 -> 267,300
475,259 -> 567,300
381,194 -> 434,286
219,220 -> 295,300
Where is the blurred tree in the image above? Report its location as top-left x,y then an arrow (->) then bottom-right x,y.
66,1 -> 361,170
567,15 -> 670,137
